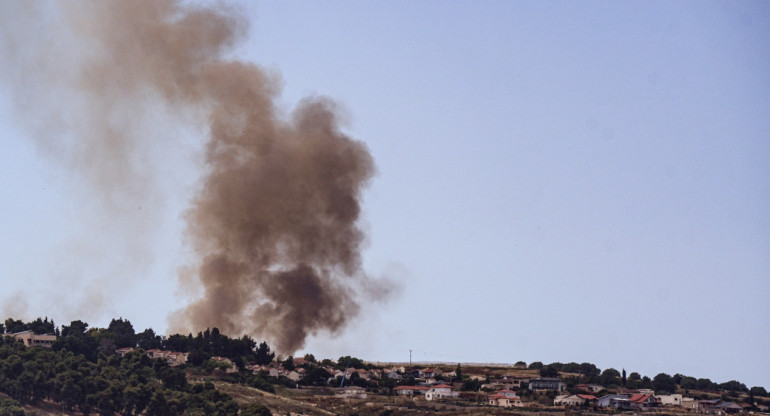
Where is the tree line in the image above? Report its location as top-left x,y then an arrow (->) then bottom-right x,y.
0,316 -> 275,415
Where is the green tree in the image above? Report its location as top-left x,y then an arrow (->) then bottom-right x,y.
136,328 -> 162,350
696,378 -> 715,391
528,361 -> 543,370
541,363 -> 561,377
719,380 -> 748,393
61,320 -> 89,337
146,392 -> 169,416
561,362 -> 581,373
462,378 -> 482,391
300,367 -> 331,386
254,342 -> 274,365
653,373 -> 676,394
281,356 -> 295,371
455,363 -> 462,381
107,318 -> 136,349
681,376 -> 698,390
4,318 -> 26,334
27,317 -> 55,335
0,397 -> 25,416
336,356 -> 367,370
600,368 -> 621,386
163,334 -> 191,352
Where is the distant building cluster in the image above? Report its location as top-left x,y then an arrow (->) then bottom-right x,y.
3,332 -> 763,413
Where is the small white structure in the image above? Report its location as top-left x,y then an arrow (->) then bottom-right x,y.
338,386 -> 367,399
656,394 -> 682,406
489,393 -> 522,407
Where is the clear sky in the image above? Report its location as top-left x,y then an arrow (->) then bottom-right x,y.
1,1 -> 768,388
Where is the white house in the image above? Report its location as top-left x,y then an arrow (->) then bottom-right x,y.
555,394 -> 597,407
489,393 -> 522,407
425,384 -> 459,401
394,385 -> 429,396
338,386 -> 367,399
656,394 -> 682,406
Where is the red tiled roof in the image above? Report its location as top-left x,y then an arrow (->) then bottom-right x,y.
630,394 -> 652,403
577,394 -> 597,400
432,384 -> 453,389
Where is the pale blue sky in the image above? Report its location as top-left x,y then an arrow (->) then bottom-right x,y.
1,1 -> 768,388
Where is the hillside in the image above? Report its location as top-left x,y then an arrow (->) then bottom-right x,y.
1,317 -> 767,415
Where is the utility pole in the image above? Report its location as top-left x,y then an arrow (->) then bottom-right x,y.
409,349 -> 412,366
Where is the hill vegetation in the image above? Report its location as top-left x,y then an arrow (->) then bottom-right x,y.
0,316 -> 767,415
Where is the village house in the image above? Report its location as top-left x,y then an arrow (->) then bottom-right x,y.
699,399 -> 723,413
629,393 -> 658,410
555,394 -> 598,407
425,384 -> 459,401
682,397 -> 699,411
715,401 -> 744,413
498,389 -> 519,398
529,377 -> 566,392
386,371 -> 402,380
337,385 -> 367,399
489,393 -> 518,407
8,330 -> 56,348
656,394 -> 683,406
420,368 -> 439,379
165,352 -> 189,367
598,394 -> 634,410
116,347 -> 134,357
394,385 -> 429,396
493,375 -> 529,389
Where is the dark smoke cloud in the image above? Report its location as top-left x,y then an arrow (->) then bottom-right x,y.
0,1 -> 389,353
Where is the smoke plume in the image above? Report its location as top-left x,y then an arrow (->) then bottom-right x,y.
0,1 -> 385,353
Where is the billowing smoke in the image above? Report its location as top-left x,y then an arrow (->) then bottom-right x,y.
0,1 -> 386,353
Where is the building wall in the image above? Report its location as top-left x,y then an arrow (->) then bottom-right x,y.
9,331 -> 56,348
